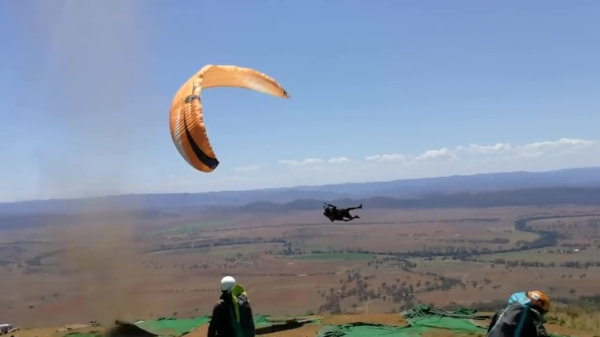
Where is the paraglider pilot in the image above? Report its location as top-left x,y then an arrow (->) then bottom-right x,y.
323,203 -> 362,222
487,290 -> 551,337
208,276 -> 255,337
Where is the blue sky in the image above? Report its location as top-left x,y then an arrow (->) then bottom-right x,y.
1,0 -> 599,201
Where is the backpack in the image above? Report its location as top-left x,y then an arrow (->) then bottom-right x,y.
487,292 -> 533,337
228,284 -> 254,337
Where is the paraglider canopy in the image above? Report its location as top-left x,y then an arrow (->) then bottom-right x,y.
169,65 -> 290,173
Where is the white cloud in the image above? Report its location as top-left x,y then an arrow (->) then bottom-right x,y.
414,148 -> 457,162
278,158 -> 324,167
7,138 -> 599,202
365,154 -> 405,163
267,138 -> 600,187
276,138 -> 600,182
234,164 -> 260,172
455,143 -> 512,155
454,138 -> 597,160
364,138 -> 599,166
279,157 -> 350,167
328,157 -> 350,164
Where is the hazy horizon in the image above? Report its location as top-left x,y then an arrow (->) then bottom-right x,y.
1,166 -> 599,204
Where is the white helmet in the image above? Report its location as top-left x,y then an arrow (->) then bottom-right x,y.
220,276 -> 236,292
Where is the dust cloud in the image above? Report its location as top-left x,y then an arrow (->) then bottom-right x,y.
14,0 -> 157,323
26,0 -> 148,198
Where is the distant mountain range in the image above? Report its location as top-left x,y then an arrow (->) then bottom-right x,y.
238,186 -> 600,213
2,186 -> 600,230
2,167 -> 600,215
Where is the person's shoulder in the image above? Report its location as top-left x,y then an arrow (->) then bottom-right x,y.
213,299 -> 225,310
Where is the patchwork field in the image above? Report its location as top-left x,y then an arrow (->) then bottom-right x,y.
0,205 -> 600,330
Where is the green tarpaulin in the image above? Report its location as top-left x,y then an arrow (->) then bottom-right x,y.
63,306 -> 574,337
402,305 -> 493,332
316,305 -> 573,337
132,315 -> 298,336
402,305 -> 493,320
105,314 -> 319,337
253,315 -> 276,327
317,323 -> 429,337
317,306 -> 492,337
134,316 -> 211,336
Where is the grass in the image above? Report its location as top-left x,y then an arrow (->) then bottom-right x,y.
422,333 -> 484,337
410,259 -> 485,274
205,244 -> 269,257
147,243 -> 267,257
547,304 -> 600,335
284,253 -> 374,261
152,221 -> 229,235
474,249 -> 600,264
148,246 -> 211,256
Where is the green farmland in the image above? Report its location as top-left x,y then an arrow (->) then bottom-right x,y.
283,252 -> 374,261
152,221 -> 229,235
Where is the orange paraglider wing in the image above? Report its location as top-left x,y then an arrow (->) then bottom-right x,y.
169,65 -> 289,172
